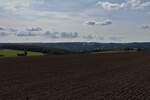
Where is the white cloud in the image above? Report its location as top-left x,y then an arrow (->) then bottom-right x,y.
127,0 -> 150,9
127,0 -> 142,8
99,19 -> 112,26
97,1 -> 125,11
26,27 -> 42,31
86,19 -> 112,26
0,0 -> 73,20
97,0 -> 150,11
141,25 -> 150,29
0,0 -> 32,12
139,2 -> 150,9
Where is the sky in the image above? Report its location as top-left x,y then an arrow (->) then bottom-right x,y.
0,0 -> 150,43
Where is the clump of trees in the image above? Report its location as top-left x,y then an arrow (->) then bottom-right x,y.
0,55 -> 4,57
17,50 -> 28,56
123,47 -> 149,52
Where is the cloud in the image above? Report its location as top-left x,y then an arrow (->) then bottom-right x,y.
9,28 -> 18,32
0,27 -> 17,36
98,36 -> 104,40
86,19 -> 112,26
0,27 -> 18,32
83,35 -> 94,39
141,25 -> 150,29
97,1 -> 125,11
44,31 -> 59,38
86,21 -> 96,26
61,32 -> 79,38
26,27 -> 42,31
16,31 -> 38,37
0,27 -> 5,30
109,36 -> 124,42
44,31 -> 79,39
99,19 -> 112,26
0,0 -> 32,12
0,32 -> 8,36
127,0 -> 150,9
97,0 -> 150,11
83,35 -> 104,41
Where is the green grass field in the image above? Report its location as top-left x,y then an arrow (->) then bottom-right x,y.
0,49 -> 44,57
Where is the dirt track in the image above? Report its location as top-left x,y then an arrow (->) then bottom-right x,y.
0,52 -> 150,100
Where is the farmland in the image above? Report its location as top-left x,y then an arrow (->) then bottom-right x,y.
0,49 -> 44,57
0,52 -> 150,100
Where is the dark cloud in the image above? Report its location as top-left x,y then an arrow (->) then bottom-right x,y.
9,28 -> 18,32
141,25 -> 150,29
86,21 -> 96,26
98,37 -> 104,40
0,27 -> 5,31
83,35 -> 104,40
17,31 -> 38,37
44,31 -> 79,39
0,27 -> 18,32
0,32 -> 8,36
44,31 -> 59,38
83,35 -> 94,39
61,32 -> 79,38
26,27 -> 42,31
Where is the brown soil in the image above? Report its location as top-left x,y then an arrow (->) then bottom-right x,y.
0,52 -> 150,100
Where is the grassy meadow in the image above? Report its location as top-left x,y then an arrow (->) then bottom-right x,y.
0,49 -> 44,57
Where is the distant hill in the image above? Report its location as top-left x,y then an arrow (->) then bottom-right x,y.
0,42 -> 150,53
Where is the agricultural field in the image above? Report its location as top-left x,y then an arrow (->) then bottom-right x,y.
0,52 -> 150,100
0,49 -> 44,57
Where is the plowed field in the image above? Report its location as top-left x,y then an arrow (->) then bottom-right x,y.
0,52 -> 150,100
